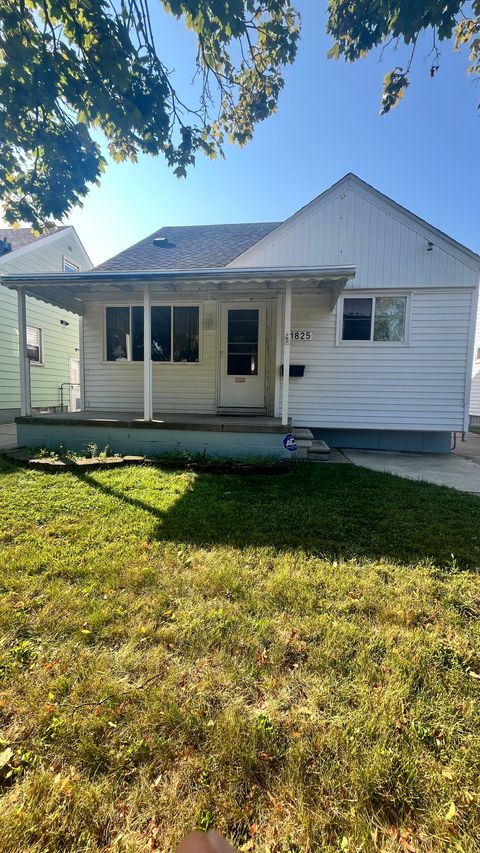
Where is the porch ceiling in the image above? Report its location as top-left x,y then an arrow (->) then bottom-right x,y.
0,264 -> 355,315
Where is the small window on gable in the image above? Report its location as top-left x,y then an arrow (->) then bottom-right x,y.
476,346 -> 480,362
26,326 -> 43,363
63,257 -> 79,273
341,296 -> 407,343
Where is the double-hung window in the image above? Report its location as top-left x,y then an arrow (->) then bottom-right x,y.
26,326 -> 43,364
105,306 -> 199,363
340,295 -> 408,343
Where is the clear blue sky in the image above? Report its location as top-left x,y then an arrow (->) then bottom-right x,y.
65,1 -> 479,265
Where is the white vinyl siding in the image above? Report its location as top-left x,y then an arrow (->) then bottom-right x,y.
280,289 -> 474,432
229,178 -> 478,290
470,296 -> 480,416
83,299 -> 218,414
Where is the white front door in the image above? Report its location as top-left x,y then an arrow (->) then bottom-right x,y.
219,302 -> 267,410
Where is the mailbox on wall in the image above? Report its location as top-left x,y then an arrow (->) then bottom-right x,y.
280,364 -> 306,377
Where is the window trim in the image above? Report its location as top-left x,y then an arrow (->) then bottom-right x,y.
102,302 -> 202,365
63,255 -> 80,273
336,291 -> 412,346
26,325 -> 44,366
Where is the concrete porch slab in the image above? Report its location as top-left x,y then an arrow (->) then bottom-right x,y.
16,411 -> 287,434
344,449 -> 480,496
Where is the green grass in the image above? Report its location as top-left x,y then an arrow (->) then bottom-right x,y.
1,459 -> 480,853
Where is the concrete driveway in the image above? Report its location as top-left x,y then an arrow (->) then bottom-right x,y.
345,433 -> 480,496
0,423 -> 17,451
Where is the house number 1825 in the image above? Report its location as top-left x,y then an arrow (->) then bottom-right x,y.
288,330 -> 313,341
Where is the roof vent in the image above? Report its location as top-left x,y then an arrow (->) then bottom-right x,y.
0,238 -> 12,255
153,236 -> 168,247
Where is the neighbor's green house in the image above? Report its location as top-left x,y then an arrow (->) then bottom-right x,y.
0,226 -> 92,423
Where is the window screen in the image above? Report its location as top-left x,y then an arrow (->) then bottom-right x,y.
373,297 -> 407,342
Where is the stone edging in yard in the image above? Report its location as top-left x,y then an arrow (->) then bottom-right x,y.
1,449 -> 293,475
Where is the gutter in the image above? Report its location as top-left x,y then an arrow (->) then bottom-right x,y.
0,264 -> 356,288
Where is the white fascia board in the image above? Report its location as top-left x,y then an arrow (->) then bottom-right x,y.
65,226 -> 93,269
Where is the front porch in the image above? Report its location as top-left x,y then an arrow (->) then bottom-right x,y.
3,262 -> 356,458
15,410 -> 303,459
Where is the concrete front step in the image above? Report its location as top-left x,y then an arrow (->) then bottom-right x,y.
293,427 -> 315,450
307,439 -> 331,459
293,428 -> 314,441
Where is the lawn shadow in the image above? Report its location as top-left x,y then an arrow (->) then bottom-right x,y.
70,463 -> 480,572
0,458 -> 28,478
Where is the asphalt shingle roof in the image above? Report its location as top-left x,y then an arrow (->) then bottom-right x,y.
0,226 -> 66,253
95,222 -> 281,271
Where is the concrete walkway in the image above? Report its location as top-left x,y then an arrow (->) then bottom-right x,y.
0,423 -> 17,451
453,430 -> 480,465
345,442 -> 480,496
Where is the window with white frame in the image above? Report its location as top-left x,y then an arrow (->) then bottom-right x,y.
26,326 -> 43,363
105,306 -> 200,363
63,257 -> 80,273
341,295 -> 408,342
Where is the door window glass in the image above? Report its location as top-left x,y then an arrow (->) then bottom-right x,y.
227,309 -> 259,375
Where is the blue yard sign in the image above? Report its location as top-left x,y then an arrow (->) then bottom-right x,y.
282,433 -> 297,452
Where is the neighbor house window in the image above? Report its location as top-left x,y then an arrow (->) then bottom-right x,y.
105,306 -> 199,362
26,326 -> 43,363
341,296 -> 407,342
63,257 -> 79,273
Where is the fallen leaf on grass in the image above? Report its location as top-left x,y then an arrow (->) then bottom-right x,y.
0,747 -> 13,768
445,802 -> 456,821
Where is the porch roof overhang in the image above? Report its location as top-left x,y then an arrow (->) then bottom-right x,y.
0,264 -> 356,316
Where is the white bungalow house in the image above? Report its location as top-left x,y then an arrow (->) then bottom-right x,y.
0,225 -> 92,422
2,174 -> 479,458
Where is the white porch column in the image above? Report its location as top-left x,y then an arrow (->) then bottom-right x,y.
17,287 -> 31,417
143,284 -> 153,421
281,282 -> 292,426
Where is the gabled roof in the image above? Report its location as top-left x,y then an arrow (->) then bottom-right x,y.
95,222 -> 281,271
0,225 -> 67,253
229,173 -> 480,269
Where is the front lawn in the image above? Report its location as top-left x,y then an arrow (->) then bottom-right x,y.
1,460 -> 480,852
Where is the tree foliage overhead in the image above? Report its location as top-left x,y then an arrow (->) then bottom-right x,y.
327,0 -> 480,114
0,0 -> 300,229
